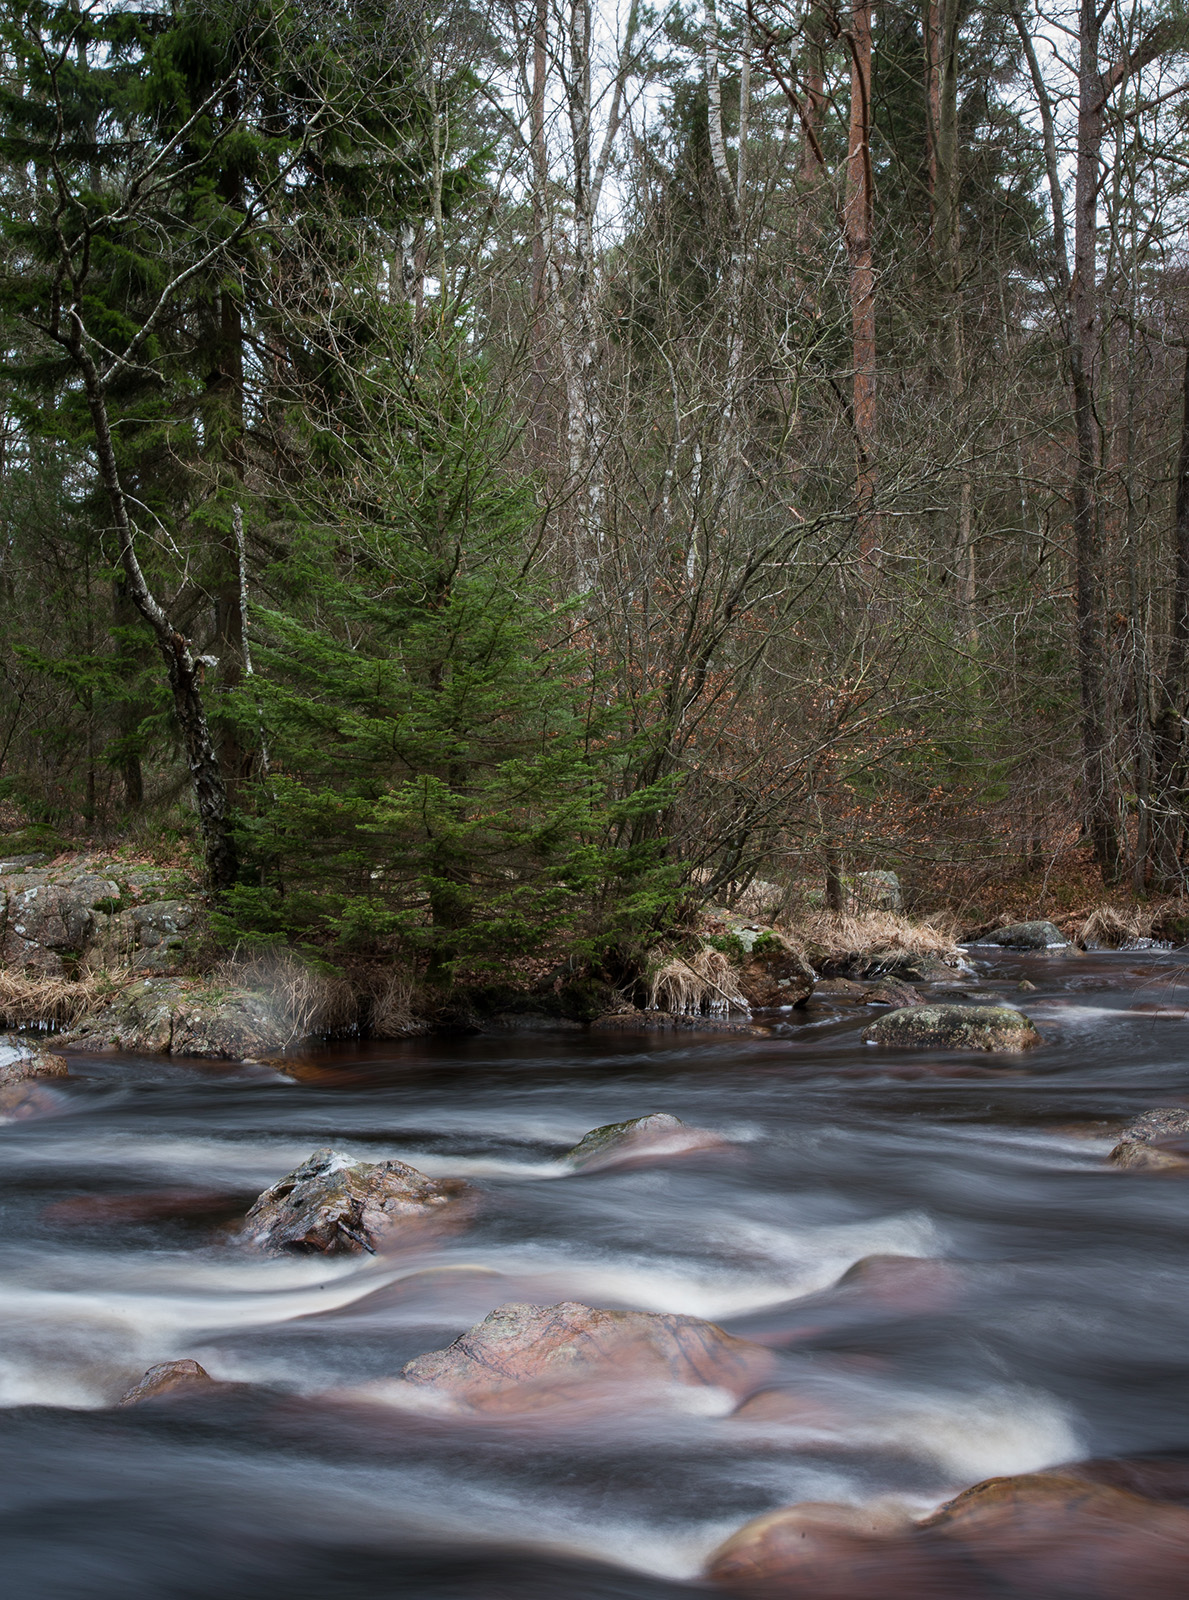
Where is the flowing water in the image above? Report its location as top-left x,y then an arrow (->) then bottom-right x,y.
3,950 -> 1189,1597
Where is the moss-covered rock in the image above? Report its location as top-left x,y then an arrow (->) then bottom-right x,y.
973,920 -> 1069,951
863,1003 -> 1042,1052
66,978 -> 289,1058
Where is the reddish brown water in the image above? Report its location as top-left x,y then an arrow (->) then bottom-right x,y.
2,949 -> 1189,1597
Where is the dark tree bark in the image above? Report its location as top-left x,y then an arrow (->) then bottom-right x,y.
1149,348 -> 1189,889
78,339 -> 237,890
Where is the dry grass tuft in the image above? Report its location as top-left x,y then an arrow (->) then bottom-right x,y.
1076,904 -> 1151,949
648,945 -> 749,1015
214,950 -> 359,1044
797,910 -> 962,965
0,969 -> 109,1030
366,968 -> 422,1037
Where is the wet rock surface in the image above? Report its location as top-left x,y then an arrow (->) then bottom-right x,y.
119,1359 -> 216,1405
563,1113 -> 728,1169
863,1002 -> 1043,1052
0,1032 -> 67,1083
1108,1107 -> 1189,1170
240,1147 -> 472,1255
399,1300 -> 774,1412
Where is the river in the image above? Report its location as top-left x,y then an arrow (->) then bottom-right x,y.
2,948 -> 1189,1597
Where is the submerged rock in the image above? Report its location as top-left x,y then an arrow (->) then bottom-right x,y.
863,1004 -> 1042,1052
864,979 -> 924,1007
707,1500 -> 937,1597
975,920 -> 1069,951
564,1113 -> 727,1170
240,1147 -> 471,1255
0,1080 -> 67,1121
0,1033 -> 67,1084
735,931 -> 815,1008
120,1359 -> 215,1405
399,1300 -> 774,1413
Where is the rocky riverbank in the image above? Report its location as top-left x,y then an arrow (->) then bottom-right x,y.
0,851 -> 1182,1060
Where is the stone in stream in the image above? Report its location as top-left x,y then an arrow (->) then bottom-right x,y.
918,1469 -> 1189,1598
399,1300 -> 774,1413
240,1147 -> 472,1255
1108,1107 -> 1189,1172
563,1113 -> 728,1170
706,1500 -> 953,1597
0,1033 -> 67,1084
120,1359 -> 216,1405
862,1004 -> 1042,1052
974,920 -> 1069,950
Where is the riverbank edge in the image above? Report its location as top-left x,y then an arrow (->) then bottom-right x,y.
0,850 -> 1182,1058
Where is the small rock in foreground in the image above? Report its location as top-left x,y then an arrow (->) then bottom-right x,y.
120,1359 -> 215,1405
240,1147 -> 471,1255
974,920 -> 1068,950
400,1300 -> 773,1413
706,1500 -> 940,1597
564,1113 -> 727,1169
0,1033 -> 67,1084
919,1469 -> 1189,1596
863,1003 -> 1042,1052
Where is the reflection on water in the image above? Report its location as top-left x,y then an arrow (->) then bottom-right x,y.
2,949 -> 1189,1595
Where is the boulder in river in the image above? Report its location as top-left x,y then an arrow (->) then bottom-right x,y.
400,1300 -> 774,1413
240,1147 -> 471,1254
1108,1109 -> 1189,1172
920,1469 -> 1189,1597
863,1004 -> 1042,1052
120,1359 -> 215,1405
0,1033 -> 67,1083
706,1500 -> 941,1597
974,920 -> 1069,950
564,1113 -> 728,1170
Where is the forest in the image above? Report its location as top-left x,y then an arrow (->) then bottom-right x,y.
2,0 -> 1189,978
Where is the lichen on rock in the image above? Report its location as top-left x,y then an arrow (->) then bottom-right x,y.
240,1147 -> 472,1254
862,1003 -> 1042,1052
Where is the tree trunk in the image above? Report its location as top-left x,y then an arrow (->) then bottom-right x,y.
845,0 -> 878,569
1071,0 -> 1120,880
1149,348 -> 1189,889
80,347 -> 236,890
208,285 -> 248,792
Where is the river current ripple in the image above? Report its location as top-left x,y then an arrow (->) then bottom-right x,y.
3,949 -> 1189,1597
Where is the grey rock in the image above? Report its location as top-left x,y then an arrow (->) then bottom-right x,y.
975,920 -> 1068,951
564,1112 -> 727,1169
863,1003 -> 1043,1052
66,978 -> 288,1058
844,870 -> 903,912
240,1147 -> 472,1255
